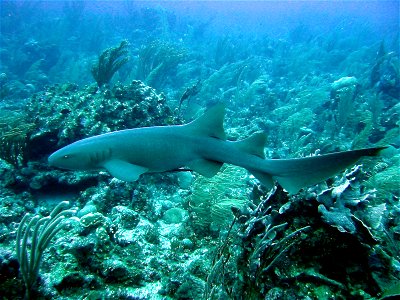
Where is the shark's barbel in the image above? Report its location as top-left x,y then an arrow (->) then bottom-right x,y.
48,104 -> 385,194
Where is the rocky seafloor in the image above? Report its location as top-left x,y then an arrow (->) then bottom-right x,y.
0,79 -> 399,300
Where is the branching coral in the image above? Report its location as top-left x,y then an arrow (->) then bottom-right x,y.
16,201 -> 76,299
91,40 -> 130,87
200,57 -> 266,102
136,40 -> 186,89
204,187 -> 311,299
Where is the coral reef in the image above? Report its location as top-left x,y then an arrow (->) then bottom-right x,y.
25,80 -> 176,158
0,2 -> 398,299
204,168 -> 399,299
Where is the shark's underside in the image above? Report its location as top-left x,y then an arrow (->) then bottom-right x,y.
48,104 -> 385,194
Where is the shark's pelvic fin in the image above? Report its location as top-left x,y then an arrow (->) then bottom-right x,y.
233,132 -> 273,187
248,169 -> 275,189
185,103 -> 226,140
187,158 -> 223,177
102,159 -> 148,182
271,147 -> 386,194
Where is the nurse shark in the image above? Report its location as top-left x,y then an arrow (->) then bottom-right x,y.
48,104 -> 385,194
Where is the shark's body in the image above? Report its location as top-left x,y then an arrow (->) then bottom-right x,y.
48,104 -> 384,194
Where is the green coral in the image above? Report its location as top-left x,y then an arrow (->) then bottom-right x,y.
279,108 -> 314,137
366,160 -> 400,200
351,110 -> 374,149
91,40 -> 130,87
277,108 -> 316,156
189,165 -> 249,231
0,110 -> 36,167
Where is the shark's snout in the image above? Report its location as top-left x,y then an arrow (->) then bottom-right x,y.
47,148 -> 76,169
48,153 -> 56,166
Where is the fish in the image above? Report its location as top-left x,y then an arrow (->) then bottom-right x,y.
48,104 -> 385,194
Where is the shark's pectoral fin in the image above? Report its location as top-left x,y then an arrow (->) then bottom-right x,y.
187,159 -> 223,177
248,169 -> 274,189
102,159 -> 148,182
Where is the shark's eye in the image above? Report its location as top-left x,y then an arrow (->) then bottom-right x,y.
63,155 -> 70,159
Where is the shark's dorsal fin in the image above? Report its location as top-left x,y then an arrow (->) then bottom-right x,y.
234,132 -> 267,159
185,103 -> 226,140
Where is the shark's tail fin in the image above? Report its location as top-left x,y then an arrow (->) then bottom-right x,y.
231,131 -> 386,194
258,147 -> 386,194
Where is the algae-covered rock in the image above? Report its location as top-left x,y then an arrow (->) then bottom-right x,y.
77,201 -> 97,218
111,205 -> 140,228
175,274 -> 205,299
80,212 -> 107,229
177,172 -> 193,189
331,76 -> 358,91
162,207 -> 188,224
54,272 -> 99,292
102,259 -> 138,283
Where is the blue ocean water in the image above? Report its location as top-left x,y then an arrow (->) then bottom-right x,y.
0,1 -> 399,299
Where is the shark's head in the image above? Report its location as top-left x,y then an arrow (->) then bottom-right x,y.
48,143 -> 94,171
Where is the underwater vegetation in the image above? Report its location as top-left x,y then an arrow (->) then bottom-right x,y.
136,40 -> 187,89
91,40 -> 130,87
0,110 -> 36,168
0,1 -> 399,299
16,201 -> 75,299
189,165 -> 249,233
